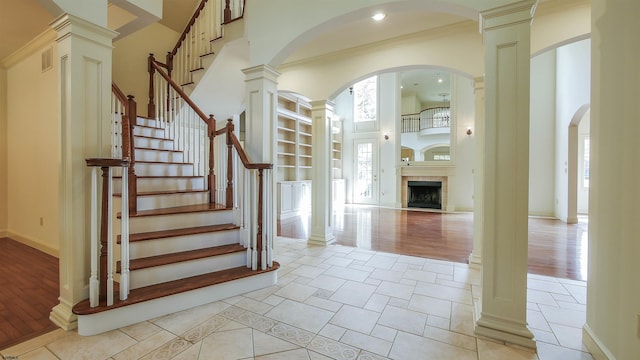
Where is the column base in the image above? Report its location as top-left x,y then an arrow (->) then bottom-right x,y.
50,302 -> 78,331
475,312 -> 536,349
468,252 -> 482,268
308,234 -> 336,246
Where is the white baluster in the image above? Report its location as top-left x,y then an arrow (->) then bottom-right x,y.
107,167 -> 114,306
120,167 -> 129,300
251,171 -> 258,270
89,167 -> 99,307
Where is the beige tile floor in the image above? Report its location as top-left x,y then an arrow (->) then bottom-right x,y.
1,237 -> 594,360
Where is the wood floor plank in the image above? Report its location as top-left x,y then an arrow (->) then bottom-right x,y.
0,237 -> 59,351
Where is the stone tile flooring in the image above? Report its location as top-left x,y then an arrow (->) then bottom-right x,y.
1,237 -> 594,360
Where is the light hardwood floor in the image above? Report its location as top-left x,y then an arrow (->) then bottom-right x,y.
278,205 -> 588,281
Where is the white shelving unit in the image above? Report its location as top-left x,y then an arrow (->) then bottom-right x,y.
276,93 -> 313,219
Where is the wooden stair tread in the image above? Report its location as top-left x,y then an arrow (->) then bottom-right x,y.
126,243 -> 245,271
129,203 -> 228,217
121,223 -> 239,242
135,146 -> 183,153
114,189 -> 209,198
72,262 -> 280,315
134,134 -> 173,141
135,160 -> 191,165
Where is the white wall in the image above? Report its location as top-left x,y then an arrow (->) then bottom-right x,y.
0,67 -> 7,235
401,94 -> 421,114
555,39 -> 591,222
378,73 -> 400,207
450,74 -> 474,211
6,40 -> 60,254
112,22 -> 179,114
529,50 -> 556,217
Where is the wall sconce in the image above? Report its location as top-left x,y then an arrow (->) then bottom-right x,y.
466,128 -> 473,136
384,132 -> 390,141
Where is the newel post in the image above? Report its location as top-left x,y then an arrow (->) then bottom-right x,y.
126,95 -> 138,213
225,119 -> 234,208
224,0 -> 232,23
147,53 -> 156,117
208,115 -> 216,204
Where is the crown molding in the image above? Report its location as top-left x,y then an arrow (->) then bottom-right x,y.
1,29 -> 56,69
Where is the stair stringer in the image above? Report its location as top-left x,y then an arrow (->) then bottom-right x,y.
77,269 -> 277,336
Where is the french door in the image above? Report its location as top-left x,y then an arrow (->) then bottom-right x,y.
353,139 -> 379,204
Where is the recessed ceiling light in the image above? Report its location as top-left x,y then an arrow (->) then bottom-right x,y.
372,12 -> 386,21
438,78 -> 443,83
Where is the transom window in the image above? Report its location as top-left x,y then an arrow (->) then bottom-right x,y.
353,76 -> 377,123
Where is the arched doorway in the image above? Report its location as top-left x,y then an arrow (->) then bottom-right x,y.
567,104 -> 591,223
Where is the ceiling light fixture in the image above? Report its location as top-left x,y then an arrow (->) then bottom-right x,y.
372,12 -> 386,21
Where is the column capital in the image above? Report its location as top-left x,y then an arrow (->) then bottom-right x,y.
51,13 -> 118,46
480,0 -> 538,33
310,99 -> 335,111
242,64 -> 281,83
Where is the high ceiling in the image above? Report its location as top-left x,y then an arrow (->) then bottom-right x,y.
0,0 -> 197,63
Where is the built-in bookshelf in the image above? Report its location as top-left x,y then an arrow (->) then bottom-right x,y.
276,92 -> 313,219
331,119 -> 343,179
276,93 -> 313,182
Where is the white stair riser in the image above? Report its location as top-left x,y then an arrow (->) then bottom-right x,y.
135,149 -> 184,163
129,210 -> 234,233
134,137 -> 174,150
113,176 -> 205,193
135,118 -> 162,128
129,230 -> 240,259
201,54 -> 215,70
135,163 -> 195,177
134,126 -> 165,138
130,251 -> 246,289
191,70 -> 205,84
77,270 -> 278,336
135,191 -> 209,211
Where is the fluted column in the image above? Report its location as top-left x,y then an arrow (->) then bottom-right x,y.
308,100 -> 336,246
50,13 -> 117,331
475,0 -> 537,349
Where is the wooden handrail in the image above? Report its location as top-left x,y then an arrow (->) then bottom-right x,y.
402,106 -> 450,117
170,0 -> 209,58
112,83 -> 127,105
111,82 -> 138,213
224,120 -> 272,170
149,55 -> 211,124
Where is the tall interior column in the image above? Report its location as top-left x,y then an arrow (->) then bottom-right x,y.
475,0 -> 537,349
469,76 -> 485,267
242,65 -> 279,243
584,1 -> 640,359
50,14 -> 117,330
308,100 -> 335,246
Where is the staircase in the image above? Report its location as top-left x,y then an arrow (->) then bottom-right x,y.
73,113 -> 278,336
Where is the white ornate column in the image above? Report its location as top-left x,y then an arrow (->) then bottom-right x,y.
241,65 -> 279,163
50,14 -> 117,330
475,0 -> 537,349
469,76 -> 484,267
308,100 -> 336,246
242,65 -> 279,247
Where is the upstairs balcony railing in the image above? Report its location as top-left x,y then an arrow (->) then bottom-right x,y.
164,0 -> 245,90
401,107 -> 451,133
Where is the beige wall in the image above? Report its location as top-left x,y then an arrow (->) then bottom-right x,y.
0,67 -> 7,235
6,40 -> 60,255
113,22 -> 180,115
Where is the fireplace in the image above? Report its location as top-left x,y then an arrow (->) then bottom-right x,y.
407,181 -> 442,209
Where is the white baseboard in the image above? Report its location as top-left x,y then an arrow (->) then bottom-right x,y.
583,324 -> 616,360
6,230 -> 59,258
